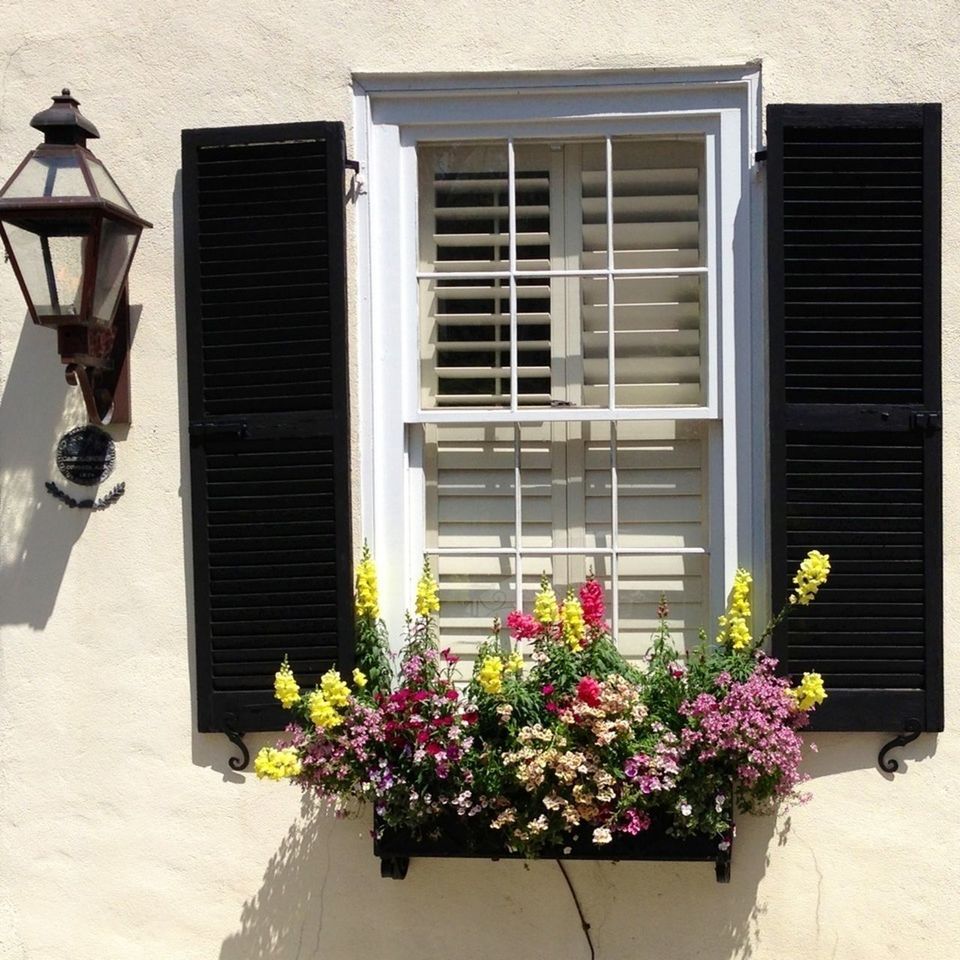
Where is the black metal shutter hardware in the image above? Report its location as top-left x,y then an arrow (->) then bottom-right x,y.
181,122 -> 353,751
767,104 -> 942,735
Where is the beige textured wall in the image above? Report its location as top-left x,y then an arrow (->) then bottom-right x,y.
1,3 -> 958,958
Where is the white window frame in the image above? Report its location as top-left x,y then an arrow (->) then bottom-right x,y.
354,67 -> 765,645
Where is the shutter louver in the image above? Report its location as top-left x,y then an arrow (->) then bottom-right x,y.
183,122 -> 352,734
767,104 -> 942,732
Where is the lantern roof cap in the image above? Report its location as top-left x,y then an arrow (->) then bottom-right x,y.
30,89 -> 100,146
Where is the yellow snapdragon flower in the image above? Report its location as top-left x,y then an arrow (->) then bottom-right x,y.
533,575 -> 559,625
415,557 -> 440,618
717,568 -> 753,650
478,656 -> 505,695
273,657 -> 300,709
355,542 -> 380,620
309,692 -> 343,729
253,746 -> 302,780
506,651 -> 524,674
320,669 -> 351,708
790,550 -> 831,606
561,591 -> 586,652
352,668 -> 368,689
791,672 -> 827,711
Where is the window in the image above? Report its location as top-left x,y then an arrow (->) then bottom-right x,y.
356,69 -> 763,668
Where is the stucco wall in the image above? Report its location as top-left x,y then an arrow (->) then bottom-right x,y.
1,3 -> 959,958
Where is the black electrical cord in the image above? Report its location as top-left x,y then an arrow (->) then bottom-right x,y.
556,860 -> 595,960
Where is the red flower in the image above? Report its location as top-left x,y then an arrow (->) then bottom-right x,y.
545,701 -> 559,715
444,689 -> 459,701
462,711 -> 479,725
506,610 -> 540,640
577,676 -> 603,707
425,742 -> 443,756
579,578 -> 606,628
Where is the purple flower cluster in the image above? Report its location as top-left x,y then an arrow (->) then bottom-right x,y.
679,655 -> 810,808
623,728 -> 682,795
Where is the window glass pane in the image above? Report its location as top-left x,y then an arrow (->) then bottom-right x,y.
91,218 -> 137,325
434,553 -> 516,673
3,222 -> 87,318
1,154 -> 89,199
616,420 -> 707,549
86,158 -> 134,212
418,142 -> 554,408
613,275 -> 704,406
617,553 -> 706,662
425,424 -> 517,551
611,138 -> 703,271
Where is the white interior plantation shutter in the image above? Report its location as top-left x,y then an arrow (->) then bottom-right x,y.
182,122 -> 353,738
419,138 -> 711,665
767,103 -> 943,733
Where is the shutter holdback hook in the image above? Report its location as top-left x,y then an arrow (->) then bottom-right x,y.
878,718 -> 922,774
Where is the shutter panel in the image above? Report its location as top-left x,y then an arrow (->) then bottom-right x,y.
182,122 -> 352,734
767,104 -> 942,732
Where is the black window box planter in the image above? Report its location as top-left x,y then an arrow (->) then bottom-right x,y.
374,816 -> 732,883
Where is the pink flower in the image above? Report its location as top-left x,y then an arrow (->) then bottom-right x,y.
444,689 -> 459,701
577,676 -> 602,707
619,809 -> 651,835
579,578 -> 606,628
506,610 -> 540,640
541,684 -> 555,696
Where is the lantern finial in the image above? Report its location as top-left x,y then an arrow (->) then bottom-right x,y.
30,89 -> 100,146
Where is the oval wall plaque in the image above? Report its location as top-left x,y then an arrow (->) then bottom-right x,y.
55,426 -> 116,486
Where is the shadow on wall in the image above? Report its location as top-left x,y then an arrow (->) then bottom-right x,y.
171,169 -> 240,780
219,798 -> 779,960
0,317 -> 91,628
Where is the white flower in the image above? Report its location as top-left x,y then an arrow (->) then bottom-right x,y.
680,802 -> 692,817
592,826 -> 613,845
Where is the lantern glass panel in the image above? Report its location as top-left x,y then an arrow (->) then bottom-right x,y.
91,217 -> 139,325
86,157 -> 134,213
3,220 -> 89,320
1,154 -> 90,199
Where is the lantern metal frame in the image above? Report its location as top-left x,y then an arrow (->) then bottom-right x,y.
0,90 -> 152,424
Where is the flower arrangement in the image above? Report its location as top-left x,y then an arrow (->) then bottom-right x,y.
255,548 -> 830,859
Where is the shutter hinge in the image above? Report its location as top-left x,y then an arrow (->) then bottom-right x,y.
911,411 -> 941,433
188,419 -> 248,440
345,157 -> 366,197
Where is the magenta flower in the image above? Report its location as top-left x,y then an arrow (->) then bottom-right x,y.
576,676 -> 602,707
506,610 -> 540,640
579,578 -> 606,628
619,809 -> 651,835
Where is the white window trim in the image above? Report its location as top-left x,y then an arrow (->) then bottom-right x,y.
353,67 -> 766,645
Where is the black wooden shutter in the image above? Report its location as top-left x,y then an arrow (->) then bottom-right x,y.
767,104 -> 942,733
182,122 -> 352,734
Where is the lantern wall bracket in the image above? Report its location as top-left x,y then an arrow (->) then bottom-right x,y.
62,289 -> 132,425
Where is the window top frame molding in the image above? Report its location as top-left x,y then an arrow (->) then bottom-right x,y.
354,66 -> 765,639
